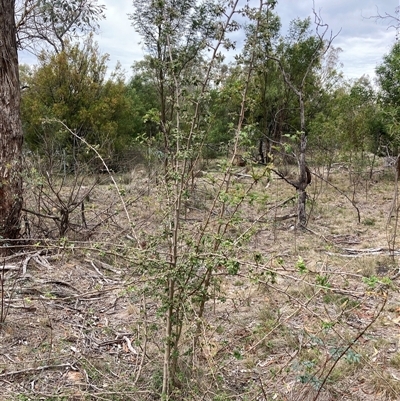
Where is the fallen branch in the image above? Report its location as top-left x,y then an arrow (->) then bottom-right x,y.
123,336 -> 138,355
274,213 -> 297,221
86,259 -> 121,275
326,247 -> 400,257
0,363 -> 75,378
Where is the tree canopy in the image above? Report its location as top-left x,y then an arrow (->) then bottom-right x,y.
21,37 -> 134,171
15,0 -> 105,54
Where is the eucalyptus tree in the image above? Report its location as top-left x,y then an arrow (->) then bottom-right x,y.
261,14 -> 338,228
240,3 -> 284,163
0,0 -> 23,245
0,0 -> 105,244
129,0 -> 230,168
376,42 -> 400,153
376,42 -> 400,106
206,64 -> 248,155
15,0 -> 105,54
309,76 -> 380,172
128,60 -> 161,140
347,76 -> 379,152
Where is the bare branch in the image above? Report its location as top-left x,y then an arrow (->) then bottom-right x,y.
364,5 -> 400,32
15,0 -> 106,54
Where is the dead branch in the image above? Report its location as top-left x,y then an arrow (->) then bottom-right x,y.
0,363 -> 75,378
326,247 -> 400,257
364,5 -> 400,32
122,336 -> 138,355
312,170 -> 361,223
45,119 -> 140,246
270,168 -> 298,189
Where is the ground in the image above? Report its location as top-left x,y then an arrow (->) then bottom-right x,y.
1,159 -> 400,401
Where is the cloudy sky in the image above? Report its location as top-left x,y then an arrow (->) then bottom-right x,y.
274,0 -> 398,80
18,0 -> 399,81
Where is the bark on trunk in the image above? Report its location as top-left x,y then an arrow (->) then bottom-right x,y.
0,0 -> 24,245
297,94 -> 308,229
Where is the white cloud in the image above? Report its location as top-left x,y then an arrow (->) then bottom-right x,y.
337,33 -> 394,79
96,0 -> 143,75
275,0 -> 398,80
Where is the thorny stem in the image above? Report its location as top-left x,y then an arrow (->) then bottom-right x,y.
193,0 -> 265,335
159,0 -> 244,394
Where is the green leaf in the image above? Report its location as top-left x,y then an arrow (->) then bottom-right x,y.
296,256 -> 307,273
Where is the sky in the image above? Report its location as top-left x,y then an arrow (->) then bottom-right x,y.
274,0 -> 398,80
18,0 -> 399,82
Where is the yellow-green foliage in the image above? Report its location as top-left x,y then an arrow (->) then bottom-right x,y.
21,36 -> 134,159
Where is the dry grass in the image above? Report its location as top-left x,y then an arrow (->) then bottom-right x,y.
1,161 -> 400,400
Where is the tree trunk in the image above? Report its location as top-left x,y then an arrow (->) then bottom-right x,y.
0,0 -> 24,246
297,94 -> 308,229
